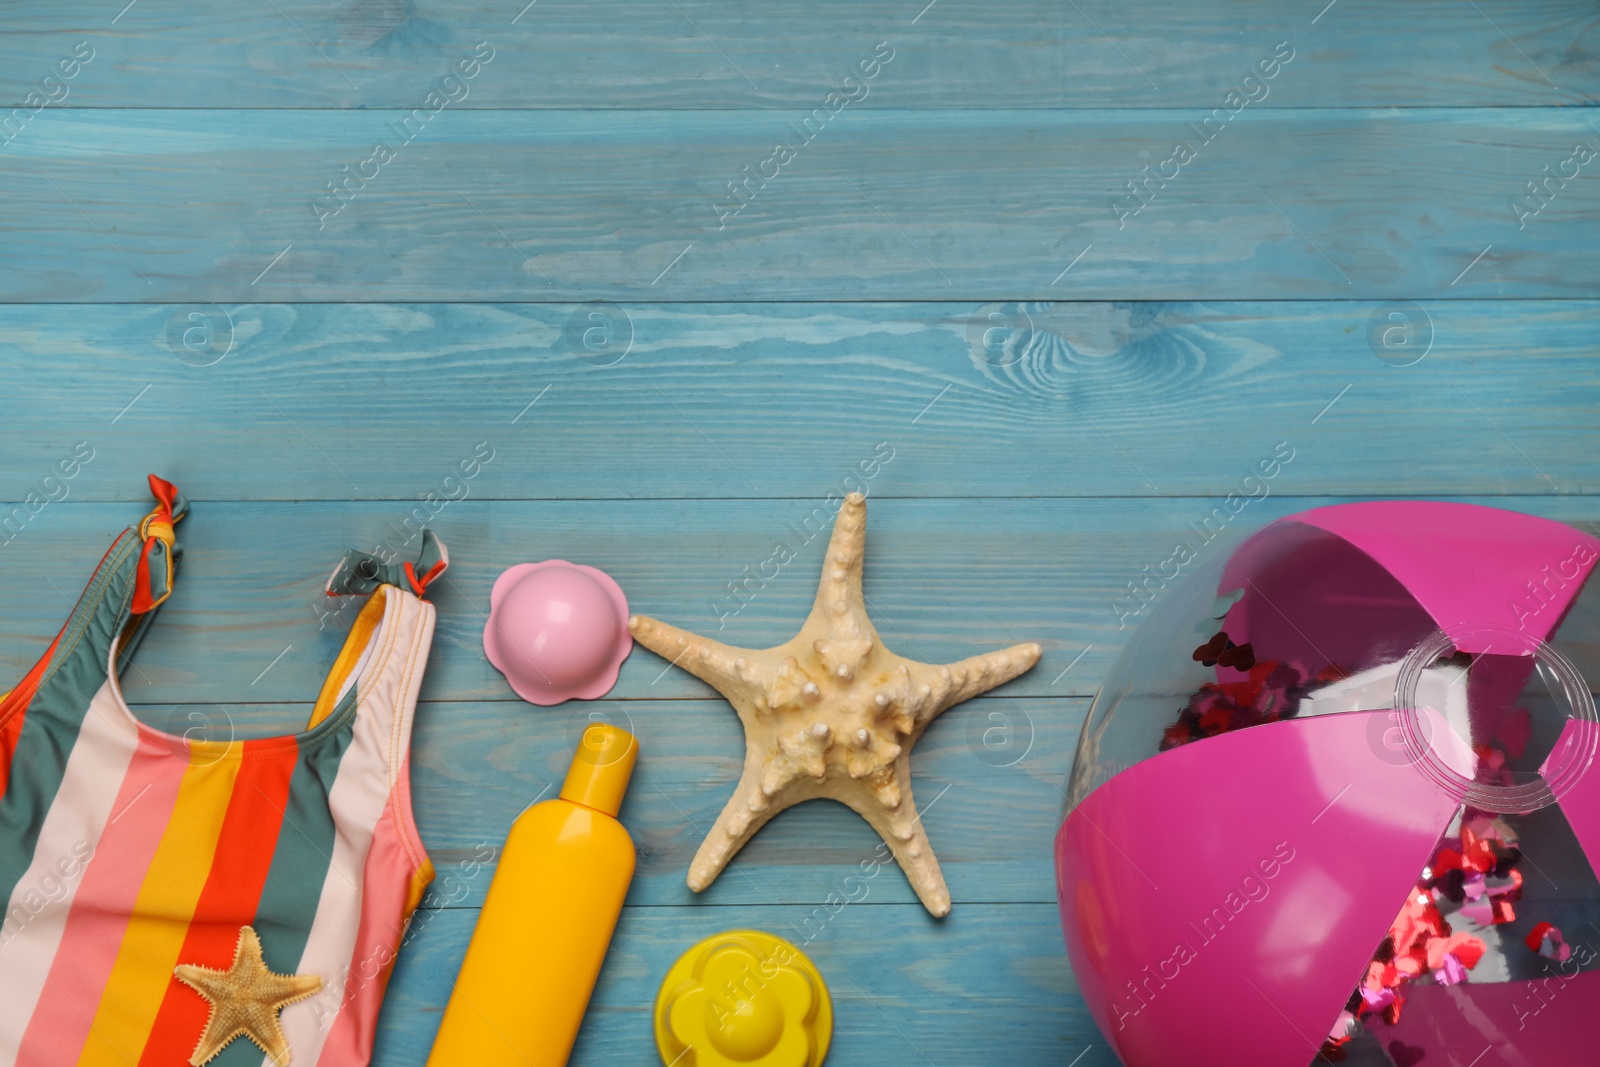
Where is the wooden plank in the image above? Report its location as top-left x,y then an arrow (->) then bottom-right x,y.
12,5 -> 1592,1066
131,695 -> 1081,907
3,497 -> 1595,707
0,301 -> 1596,501
1,109 -> 1596,301
1,1 -> 1592,109
376,902 -> 1093,1066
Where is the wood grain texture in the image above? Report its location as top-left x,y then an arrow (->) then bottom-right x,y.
3,498 -> 1596,706
373,903 -> 1093,1066
3,2 -> 1597,1062
1,1 -> 1594,109
130,696 -> 1081,907
1,109 -> 1597,301
0,301 -> 1595,501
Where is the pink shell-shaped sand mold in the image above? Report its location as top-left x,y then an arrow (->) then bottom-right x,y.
484,560 -> 632,706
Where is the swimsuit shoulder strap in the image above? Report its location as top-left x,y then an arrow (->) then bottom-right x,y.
306,528 -> 448,746
323,529 -> 449,600
0,475 -> 186,745
304,530 -> 448,886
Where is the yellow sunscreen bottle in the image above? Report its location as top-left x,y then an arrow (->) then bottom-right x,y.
427,723 -> 639,1067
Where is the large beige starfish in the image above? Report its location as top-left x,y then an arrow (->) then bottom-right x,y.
629,492 -> 1040,916
173,925 -> 322,1065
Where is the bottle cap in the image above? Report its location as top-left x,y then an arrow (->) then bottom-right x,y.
560,723 -> 638,816
654,930 -> 832,1067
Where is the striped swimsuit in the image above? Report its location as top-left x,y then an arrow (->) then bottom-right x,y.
0,477 -> 446,1066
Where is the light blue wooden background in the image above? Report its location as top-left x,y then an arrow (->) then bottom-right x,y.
1,2 -> 1597,1064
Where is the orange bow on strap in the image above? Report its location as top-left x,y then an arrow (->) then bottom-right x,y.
131,474 -> 185,615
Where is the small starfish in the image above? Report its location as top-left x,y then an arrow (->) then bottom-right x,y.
630,492 -> 1041,916
173,925 -> 322,1065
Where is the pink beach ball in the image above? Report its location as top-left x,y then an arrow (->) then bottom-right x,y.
1057,502 -> 1600,1067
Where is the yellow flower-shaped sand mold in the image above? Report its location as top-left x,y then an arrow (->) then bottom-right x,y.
655,930 -> 832,1067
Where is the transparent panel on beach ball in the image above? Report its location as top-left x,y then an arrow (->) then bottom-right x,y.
1066,519 -> 1441,812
